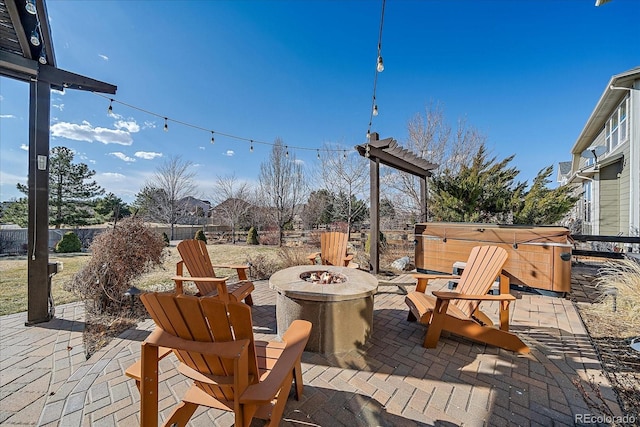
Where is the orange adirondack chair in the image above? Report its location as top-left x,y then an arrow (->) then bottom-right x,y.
174,239 -> 254,305
405,245 -> 530,354
126,293 -> 312,426
307,231 -> 355,267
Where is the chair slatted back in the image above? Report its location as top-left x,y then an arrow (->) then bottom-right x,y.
455,246 -> 508,317
140,292 -> 259,402
320,232 -> 349,266
178,239 -> 216,278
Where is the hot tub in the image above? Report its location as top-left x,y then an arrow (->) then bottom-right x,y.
269,265 -> 378,354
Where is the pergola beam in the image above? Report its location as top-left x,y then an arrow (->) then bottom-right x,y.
355,133 -> 438,273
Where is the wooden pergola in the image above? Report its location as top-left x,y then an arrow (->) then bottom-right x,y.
355,133 -> 438,274
1,0 -> 117,324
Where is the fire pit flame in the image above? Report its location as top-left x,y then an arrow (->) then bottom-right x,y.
300,270 -> 347,285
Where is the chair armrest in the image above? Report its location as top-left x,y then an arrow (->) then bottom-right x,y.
344,254 -> 354,262
211,264 -> 249,270
172,275 -> 229,284
413,273 -> 460,281
240,320 -> 311,405
307,252 -> 320,260
432,291 -> 516,302
412,273 -> 460,293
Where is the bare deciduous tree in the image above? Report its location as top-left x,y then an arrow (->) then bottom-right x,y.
384,102 -> 486,219
315,143 -> 369,236
136,155 -> 197,240
211,174 -> 252,243
258,138 -> 306,246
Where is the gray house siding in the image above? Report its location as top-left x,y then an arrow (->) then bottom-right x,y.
599,160 -> 621,235
619,146 -> 631,234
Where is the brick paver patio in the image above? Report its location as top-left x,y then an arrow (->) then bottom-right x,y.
0,265 -> 622,426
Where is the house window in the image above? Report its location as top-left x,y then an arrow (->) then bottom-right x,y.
606,96 -> 629,152
583,180 -> 592,223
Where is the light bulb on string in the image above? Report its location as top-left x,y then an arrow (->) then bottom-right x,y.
38,47 -> 47,65
373,105 -> 378,116
163,118 -> 168,132
30,28 -> 40,46
366,129 -> 371,140
107,99 -> 113,116
250,140 -> 254,152
25,0 -> 37,15
317,149 -> 320,160
343,150 -> 347,159
376,55 -> 384,72
365,144 -> 371,158
285,146 -> 289,158
210,131 -> 215,144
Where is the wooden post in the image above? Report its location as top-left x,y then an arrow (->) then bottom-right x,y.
26,79 -> 51,325
369,137 -> 380,274
420,176 -> 427,222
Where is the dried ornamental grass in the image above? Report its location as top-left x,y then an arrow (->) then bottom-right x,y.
595,259 -> 640,325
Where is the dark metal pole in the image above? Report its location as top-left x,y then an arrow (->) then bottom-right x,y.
27,79 -> 51,325
370,154 -> 380,275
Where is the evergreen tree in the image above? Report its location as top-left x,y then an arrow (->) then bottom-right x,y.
512,166 -> 578,225
0,198 -> 28,227
94,193 -> 131,225
16,146 -> 104,228
430,145 -> 524,223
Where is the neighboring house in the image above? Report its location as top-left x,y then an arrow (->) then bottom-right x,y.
564,66 -> 639,238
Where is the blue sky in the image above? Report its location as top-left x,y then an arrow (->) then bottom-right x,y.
1,0 -> 638,203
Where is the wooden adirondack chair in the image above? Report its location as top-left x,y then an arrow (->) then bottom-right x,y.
307,231 -> 355,267
405,245 -> 530,354
174,239 -> 254,305
126,292 -> 312,427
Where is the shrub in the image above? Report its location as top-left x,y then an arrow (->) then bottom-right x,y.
66,217 -> 166,316
278,246 -> 311,268
247,227 -> 259,245
194,230 -> 207,244
162,232 -> 170,246
245,253 -> 281,280
55,231 -> 82,253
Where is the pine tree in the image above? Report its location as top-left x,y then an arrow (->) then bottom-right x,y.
512,165 -> 578,225
16,146 -> 104,228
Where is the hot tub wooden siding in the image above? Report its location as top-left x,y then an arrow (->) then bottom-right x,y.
415,223 -> 572,293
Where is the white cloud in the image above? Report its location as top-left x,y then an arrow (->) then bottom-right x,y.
294,159 -> 305,166
224,150 -> 235,157
99,54 -> 109,61
101,172 -> 126,180
114,120 -> 140,133
89,159 -> 96,164
143,121 -> 156,129
199,146 -> 205,150
51,120 -> 134,145
19,144 -> 28,151
134,151 -> 163,160
52,103 -> 64,111
0,114 -> 16,119
110,152 -> 136,162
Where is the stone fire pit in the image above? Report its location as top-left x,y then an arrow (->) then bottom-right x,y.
269,265 -> 378,354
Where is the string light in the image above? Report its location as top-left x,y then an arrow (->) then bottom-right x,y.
210,131 -> 215,144
94,93 -> 354,158
343,150 -> 347,159
317,149 -> 320,160
365,144 -> 371,158
25,0 -> 37,14
365,0 -> 386,145
30,27 -> 40,46
38,47 -> 47,65
285,146 -> 289,158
